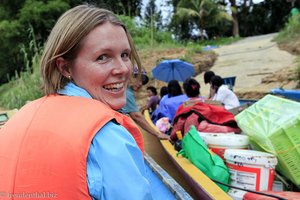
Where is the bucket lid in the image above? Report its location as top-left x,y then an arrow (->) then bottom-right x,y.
198,132 -> 249,147
224,149 -> 278,167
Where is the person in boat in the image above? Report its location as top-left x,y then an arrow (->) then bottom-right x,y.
210,75 -> 240,110
150,85 -> 168,120
0,5 -> 154,199
139,86 -> 160,115
159,86 -> 168,99
120,71 -> 169,140
151,80 -> 188,124
203,70 -> 216,99
182,78 -> 205,105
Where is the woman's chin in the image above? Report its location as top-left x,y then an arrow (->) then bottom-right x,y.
109,101 -> 126,111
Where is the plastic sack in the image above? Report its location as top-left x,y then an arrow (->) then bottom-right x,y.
177,125 -> 230,192
155,117 -> 171,133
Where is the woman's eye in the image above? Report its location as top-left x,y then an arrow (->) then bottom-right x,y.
121,52 -> 130,59
97,54 -> 108,61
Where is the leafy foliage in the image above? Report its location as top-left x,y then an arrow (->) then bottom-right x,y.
238,0 -> 294,37
276,14 -> 300,42
99,0 -> 142,17
0,0 -> 143,85
0,40 -> 43,109
143,0 -> 163,30
275,13 -> 300,86
171,0 -> 231,40
0,0 -> 70,84
118,15 -> 174,48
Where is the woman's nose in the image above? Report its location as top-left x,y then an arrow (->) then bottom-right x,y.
113,58 -> 130,74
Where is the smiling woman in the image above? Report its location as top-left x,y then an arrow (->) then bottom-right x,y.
0,4 -> 160,200
56,22 -> 132,110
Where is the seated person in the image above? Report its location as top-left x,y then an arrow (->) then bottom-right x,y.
140,86 -> 159,114
182,78 -> 205,106
153,80 -> 188,123
204,70 -> 215,99
210,75 -> 240,110
159,86 -> 168,100
120,72 -> 169,140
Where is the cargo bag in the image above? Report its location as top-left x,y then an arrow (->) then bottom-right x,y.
177,125 -> 230,192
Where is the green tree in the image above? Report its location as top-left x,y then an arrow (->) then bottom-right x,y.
172,0 -> 231,40
19,0 -> 70,41
0,0 -> 25,19
0,0 -> 144,84
229,0 -> 239,37
238,0 -> 294,36
144,0 -> 163,30
0,0 -> 70,84
91,0 -> 142,17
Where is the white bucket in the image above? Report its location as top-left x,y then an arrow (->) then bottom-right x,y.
224,149 -> 278,191
198,132 -> 249,160
227,188 -> 247,200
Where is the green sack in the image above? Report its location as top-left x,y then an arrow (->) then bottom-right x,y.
177,125 -> 230,192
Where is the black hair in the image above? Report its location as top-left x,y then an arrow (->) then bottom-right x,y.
167,80 -> 183,97
204,71 -> 215,84
160,86 -> 168,98
183,78 -> 200,98
141,74 -> 149,85
211,75 -> 223,87
146,86 -> 157,95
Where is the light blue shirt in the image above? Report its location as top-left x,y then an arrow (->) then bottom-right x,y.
162,94 -> 189,122
120,87 -> 138,114
156,94 -> 188,123
58,82 -> 152,200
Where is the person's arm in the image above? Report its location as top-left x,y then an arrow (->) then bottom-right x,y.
208,85 -> 216,99
129,111 -> 170,140
139,104 -> 149,114
124,88 -> 169,139
213,86 -> 227,103
140,97 -> 155,114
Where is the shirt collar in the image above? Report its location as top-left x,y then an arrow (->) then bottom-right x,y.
57,82 -> 92,99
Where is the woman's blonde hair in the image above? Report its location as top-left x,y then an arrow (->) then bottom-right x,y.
41,4 -> 142,95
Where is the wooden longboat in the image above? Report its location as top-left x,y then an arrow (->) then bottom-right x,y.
144,110 -> 232,200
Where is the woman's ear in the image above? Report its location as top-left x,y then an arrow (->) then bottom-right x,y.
56,57 -> 71,79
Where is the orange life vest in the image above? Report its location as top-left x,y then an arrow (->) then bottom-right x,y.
0,95 -> 144,200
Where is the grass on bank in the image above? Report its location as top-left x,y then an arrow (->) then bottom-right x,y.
0,49 -> 42,109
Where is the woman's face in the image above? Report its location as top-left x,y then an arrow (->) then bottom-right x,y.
70,22 -> 132,110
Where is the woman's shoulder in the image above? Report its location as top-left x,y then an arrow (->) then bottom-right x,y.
159,95 -> 169,104
150,95 -> 159,100
218,85 -> 232,93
